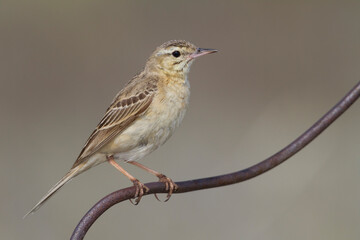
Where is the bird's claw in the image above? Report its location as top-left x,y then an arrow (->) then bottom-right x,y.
129,179 -> 149,205
154,174 -> 178,202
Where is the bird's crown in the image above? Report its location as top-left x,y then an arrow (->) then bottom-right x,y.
145,40 -> 217,77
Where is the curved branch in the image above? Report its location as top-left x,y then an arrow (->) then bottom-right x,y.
71,81 -> 360,240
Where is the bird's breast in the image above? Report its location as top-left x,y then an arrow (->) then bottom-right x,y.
147,79 -> 190,145
104,79 -> 190,159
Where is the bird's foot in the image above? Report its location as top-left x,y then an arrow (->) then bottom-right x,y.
154,174 -> 178,202
129,179 -> 149,205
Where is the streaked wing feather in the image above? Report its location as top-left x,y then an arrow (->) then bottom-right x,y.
72,90 -> 154,168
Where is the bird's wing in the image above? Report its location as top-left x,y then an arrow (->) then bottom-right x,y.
72,88 -> 155,168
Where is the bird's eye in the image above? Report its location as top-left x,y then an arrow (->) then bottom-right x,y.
172,51 -> 181,58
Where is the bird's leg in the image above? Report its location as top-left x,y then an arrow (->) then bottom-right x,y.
127,161 -> 178,202
107,156 -> 149,205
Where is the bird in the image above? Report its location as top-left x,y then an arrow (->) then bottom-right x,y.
24,40 -> 217,218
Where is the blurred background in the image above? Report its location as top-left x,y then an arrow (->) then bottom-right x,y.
1,1 -> 360,239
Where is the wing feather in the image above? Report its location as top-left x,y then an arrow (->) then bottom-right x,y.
72,89 -> 155,168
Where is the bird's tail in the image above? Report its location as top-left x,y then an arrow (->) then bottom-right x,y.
23,164 -> 83,218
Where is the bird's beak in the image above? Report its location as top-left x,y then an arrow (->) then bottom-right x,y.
190,48 -> 218,59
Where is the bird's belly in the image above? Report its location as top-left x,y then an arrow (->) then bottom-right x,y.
100,94 -> 188,161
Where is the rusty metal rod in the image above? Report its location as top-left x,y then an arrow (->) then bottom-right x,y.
71,81 -> 360,240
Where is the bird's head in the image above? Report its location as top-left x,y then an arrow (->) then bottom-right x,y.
146,40 -> 217,76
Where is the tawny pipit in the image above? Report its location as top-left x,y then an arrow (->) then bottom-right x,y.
25,40 -> 217,217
